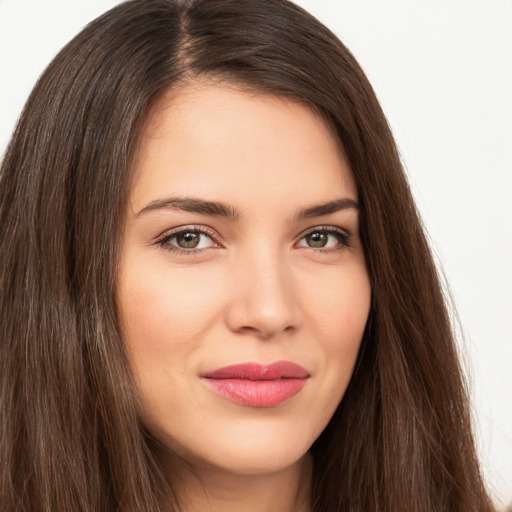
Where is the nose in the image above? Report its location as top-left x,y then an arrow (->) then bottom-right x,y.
224,248 -> 301,339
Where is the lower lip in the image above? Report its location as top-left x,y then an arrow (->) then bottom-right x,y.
204,378 -> 307,407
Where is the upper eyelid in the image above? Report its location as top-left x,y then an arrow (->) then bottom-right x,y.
155,224 -> 221,243
296,225 -> 351,238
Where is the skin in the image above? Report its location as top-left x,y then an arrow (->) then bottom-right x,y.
117,81 -> 371,512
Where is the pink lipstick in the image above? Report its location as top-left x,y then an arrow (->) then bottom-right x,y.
202,361 -> 309,407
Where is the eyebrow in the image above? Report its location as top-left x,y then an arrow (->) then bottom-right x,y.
136,197 -> 240,220
297,197 -> 360,219
136,196 -> 359,220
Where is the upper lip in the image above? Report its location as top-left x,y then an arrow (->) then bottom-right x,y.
202,361 -> 310,381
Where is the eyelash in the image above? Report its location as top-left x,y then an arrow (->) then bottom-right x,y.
154,225 -> 221,256
298,226 -> 352,253
154,225 -> 352,255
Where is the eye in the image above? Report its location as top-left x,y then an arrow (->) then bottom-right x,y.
296,227 -> 350,251
155,226 -> 220,253
172,231 -> 210,249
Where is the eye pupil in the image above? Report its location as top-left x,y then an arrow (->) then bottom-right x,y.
306,232 -> 327,248
177,232 -> 200,248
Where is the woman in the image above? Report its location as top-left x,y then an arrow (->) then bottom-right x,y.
0,1 -> 495,511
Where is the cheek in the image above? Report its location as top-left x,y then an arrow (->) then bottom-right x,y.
300,260 -> 370,407
329,264 -> 371,362
117,260 -> 229,438
117,260 -> 225,378
301,258 -> 371,342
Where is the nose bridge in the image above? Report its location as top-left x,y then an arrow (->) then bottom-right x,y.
226,241 -> 299,338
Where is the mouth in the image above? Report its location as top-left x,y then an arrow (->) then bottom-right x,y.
201,361 -> 310,408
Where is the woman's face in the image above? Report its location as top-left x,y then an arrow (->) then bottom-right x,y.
117,82 -> 371,476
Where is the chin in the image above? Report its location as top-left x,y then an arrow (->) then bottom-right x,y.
192,445 -> 309,476
153,417 -> 315,476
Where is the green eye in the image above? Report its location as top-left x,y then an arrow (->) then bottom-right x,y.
156,227 -> 219,253
176,232 -> 201,248
305,231 -> 328,248
296,227 -> 350,251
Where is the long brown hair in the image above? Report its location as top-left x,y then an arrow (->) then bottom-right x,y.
0,1 -> 494,511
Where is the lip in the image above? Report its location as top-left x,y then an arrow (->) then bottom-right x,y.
202,361 -> 310,408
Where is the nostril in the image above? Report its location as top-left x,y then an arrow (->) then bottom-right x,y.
233,322 -> 296,340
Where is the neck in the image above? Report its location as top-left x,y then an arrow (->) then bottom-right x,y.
166,453 -> 312,512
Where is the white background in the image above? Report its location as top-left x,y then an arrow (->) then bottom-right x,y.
1,0 -> 510,508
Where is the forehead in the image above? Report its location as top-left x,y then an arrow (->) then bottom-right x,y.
130,81 -> 356,212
